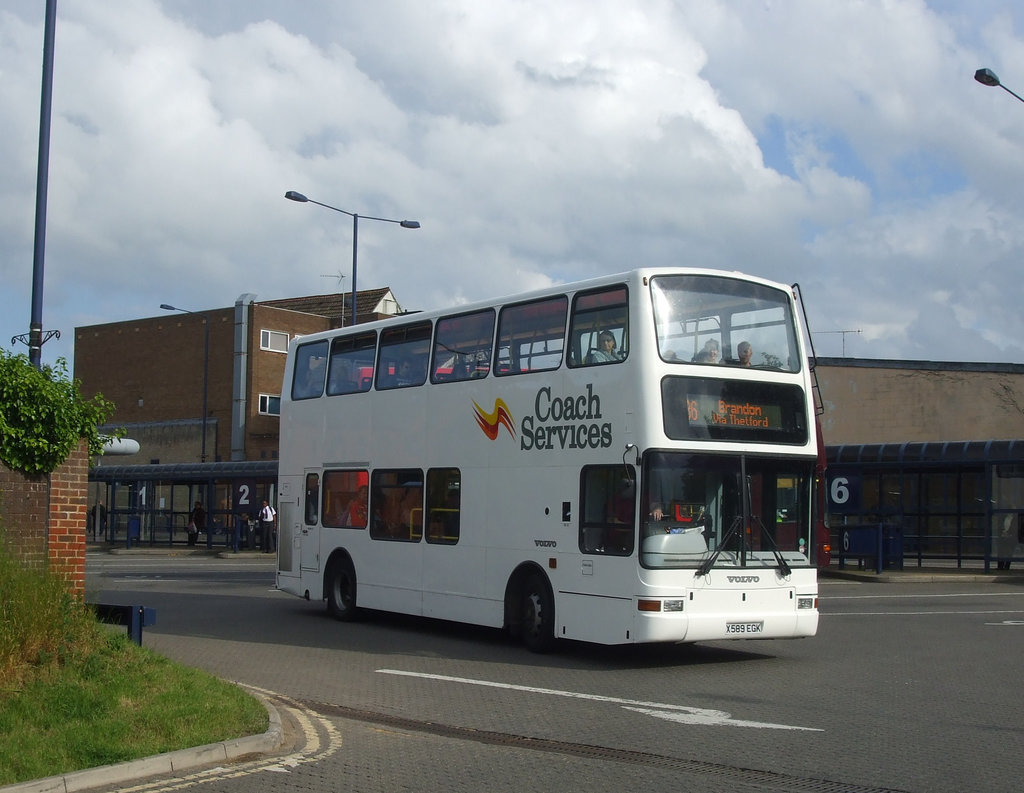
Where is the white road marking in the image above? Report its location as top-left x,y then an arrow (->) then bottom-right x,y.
827,609 -> 1024,617
376,669 -> 822,732
826,591 -> 1024,601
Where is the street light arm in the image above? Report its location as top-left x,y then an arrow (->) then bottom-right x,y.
999,84 -> 1024,104
360,214 -> 421,228
283,190 -> 421,328
285,190 -> 355,219
161,303 -> 209,320
284,190 -> 420,227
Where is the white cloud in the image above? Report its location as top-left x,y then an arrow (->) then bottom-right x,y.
0,0 -> 1023,369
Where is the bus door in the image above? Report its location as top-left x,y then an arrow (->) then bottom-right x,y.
300,469 -> 321,572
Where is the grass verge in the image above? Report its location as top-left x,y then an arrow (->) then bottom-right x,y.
0,541 -> 268,786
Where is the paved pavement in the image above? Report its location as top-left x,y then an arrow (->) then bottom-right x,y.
821,561 -> 1024,584
3,547 -> 1022,793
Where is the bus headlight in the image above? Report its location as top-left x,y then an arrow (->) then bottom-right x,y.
797,597 -> 815,610
663,599 -> 685,612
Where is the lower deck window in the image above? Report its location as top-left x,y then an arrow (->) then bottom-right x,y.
371,469 -> 424,541
323,470 -> 368,529
579,465 -> 636,556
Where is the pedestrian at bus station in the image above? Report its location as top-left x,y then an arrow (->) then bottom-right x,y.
259,499 -> 277,554
188,501 -> 205,547
997,514 -> 1015,570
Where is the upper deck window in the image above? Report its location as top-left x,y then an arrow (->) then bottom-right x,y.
327,331 -> 377,395
376,321 -> 432,390
291,339 -> 329,400
431,309 -> 495,383
568,285 -> 628,368
650,275 -> 801,373
495,295 -> 567,376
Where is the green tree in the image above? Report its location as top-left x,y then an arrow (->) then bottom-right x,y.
0,350 -> 117,475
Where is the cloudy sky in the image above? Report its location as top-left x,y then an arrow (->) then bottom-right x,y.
2,0 -> 1024,369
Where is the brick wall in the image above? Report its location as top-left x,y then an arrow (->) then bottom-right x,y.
0,440 -> 89,597
816,360 -> 1024,446
75,304 -> 330,464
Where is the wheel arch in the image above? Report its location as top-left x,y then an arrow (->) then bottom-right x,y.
322,547 -> 355,601
503,561 -> 551,635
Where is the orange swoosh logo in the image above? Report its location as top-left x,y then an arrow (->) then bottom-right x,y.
473,398 -> 516,440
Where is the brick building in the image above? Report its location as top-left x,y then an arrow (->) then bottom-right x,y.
73,289 -> 404,546
74,288 -> 403,466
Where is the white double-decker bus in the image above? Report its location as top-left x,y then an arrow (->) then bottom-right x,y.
276,268 -> 820,651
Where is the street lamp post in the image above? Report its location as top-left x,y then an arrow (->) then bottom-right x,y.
975,68 -> 1024,104
284,191 -> 420,326
160,304 -> 209,464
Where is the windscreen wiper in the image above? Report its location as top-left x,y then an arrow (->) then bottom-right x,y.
696,515 -> 792,577
751,514 -> 791,577
696,515 -> 741,576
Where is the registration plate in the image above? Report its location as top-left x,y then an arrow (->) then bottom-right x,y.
726,621 -> 764,634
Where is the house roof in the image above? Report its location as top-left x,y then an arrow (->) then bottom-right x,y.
259,288 -> 397,320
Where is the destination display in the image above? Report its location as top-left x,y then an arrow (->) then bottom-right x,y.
662,376 -> 807,444
686,393 -> 784,430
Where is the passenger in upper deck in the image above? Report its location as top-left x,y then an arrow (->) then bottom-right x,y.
395,358 -> 416,386
692,339 -> 720,364
586,331 -> 619,364
737,341 -> 753,367
328,359 -> 355,393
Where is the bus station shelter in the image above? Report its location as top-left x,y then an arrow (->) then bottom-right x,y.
825,440 -> 1024,571
89,461 -> 277,548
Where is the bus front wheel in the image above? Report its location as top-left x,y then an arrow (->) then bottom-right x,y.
326,556 -> 358,621
521,573 -> 555,653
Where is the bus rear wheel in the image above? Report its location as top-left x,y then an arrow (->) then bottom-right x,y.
521,573 -> 555,653
326,556 -> 358,621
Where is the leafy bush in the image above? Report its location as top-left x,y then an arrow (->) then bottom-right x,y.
0,350 -> 117,475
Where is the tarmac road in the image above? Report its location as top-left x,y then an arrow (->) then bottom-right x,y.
4,548 -> 1023,793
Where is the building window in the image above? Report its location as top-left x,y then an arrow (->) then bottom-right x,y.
259,394 -> 281,415
261,329 -> 289,353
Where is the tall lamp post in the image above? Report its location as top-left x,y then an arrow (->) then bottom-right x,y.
284,191 -> 420,326
160,304 -> 210,464
975,68 -> 1024,104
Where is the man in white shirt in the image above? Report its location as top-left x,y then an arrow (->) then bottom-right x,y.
259,499 -> 277,554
